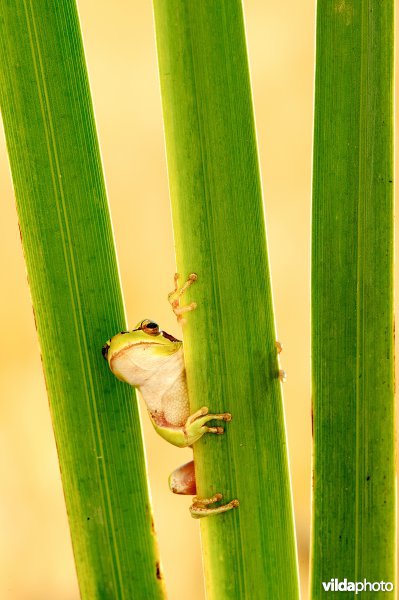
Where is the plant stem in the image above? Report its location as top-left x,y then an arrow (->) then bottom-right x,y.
153,2 -> 300,598
0,3 -> 165,598
311,1 -> 395,596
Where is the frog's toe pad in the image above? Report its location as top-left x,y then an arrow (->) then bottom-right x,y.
192,493 -> 222,506
206,426 -> 224,435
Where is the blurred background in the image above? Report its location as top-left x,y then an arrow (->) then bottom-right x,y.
0,2 -> 396,599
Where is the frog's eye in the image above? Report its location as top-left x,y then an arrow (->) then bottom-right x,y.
141,320 -> 160,336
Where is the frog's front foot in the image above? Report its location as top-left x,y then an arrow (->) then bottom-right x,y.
184,406 -> 232,446
275,340 -> 286,382
190,494 -> 240,519
168,272 -> 197,323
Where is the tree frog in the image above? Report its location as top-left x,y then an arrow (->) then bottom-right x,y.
102,273 -> 239,518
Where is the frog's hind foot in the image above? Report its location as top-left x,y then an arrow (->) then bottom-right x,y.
190,493 -> 239,519
168,272 -> 197,323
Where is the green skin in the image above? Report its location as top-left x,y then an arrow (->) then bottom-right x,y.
102,319 -> 239,518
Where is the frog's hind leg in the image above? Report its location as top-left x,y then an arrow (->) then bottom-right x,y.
169,460 -> 240,518
168,460 -> 197,495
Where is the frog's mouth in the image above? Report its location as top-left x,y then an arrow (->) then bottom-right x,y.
102,328 -> 181,362
112,340 -> 165,357
102,337 -> 163,361
110,340 -> 167,363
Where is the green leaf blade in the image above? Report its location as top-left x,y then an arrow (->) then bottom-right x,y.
0,2 -> 165,598
153,2 -> 300,598
311,1 -> 395,596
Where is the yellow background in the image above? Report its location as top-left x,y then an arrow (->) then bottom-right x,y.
0,2 -> 396,599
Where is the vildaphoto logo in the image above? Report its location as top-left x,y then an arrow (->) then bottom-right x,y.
322,579 -> 394,594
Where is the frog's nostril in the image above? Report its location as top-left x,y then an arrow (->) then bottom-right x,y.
102,342 -> 110,360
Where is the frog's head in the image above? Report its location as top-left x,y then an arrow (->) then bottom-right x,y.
102,319 -> 182,386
